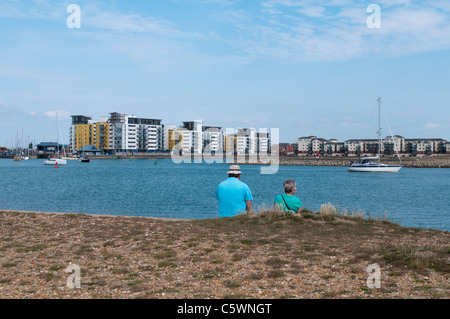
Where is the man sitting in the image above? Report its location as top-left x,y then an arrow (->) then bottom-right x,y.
216,165 -> 253,218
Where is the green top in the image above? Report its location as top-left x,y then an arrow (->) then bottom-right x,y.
274,194 -> 303,214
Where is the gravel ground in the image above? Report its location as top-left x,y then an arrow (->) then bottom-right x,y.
0,210 -> 448,299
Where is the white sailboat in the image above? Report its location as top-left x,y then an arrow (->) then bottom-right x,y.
348,98 -> 402,173
44,112 -> 67,166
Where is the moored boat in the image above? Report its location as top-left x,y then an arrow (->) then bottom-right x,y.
44,157 -> 67,165
348,98 -> 402,173
348,156 -> 401,172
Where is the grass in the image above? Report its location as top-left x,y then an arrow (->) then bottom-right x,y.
196,205 -> 449,277
0,207 -> 448,299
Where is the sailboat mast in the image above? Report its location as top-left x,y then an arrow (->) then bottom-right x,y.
377,97 -> 381,162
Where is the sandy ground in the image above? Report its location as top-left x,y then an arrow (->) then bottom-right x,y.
0,210 -> 448,299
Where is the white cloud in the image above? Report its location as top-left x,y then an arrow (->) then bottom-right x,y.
424,123 -> 441,129
2,0 -> 450,67
297,6 -> 326,18
254,0 -> 450,62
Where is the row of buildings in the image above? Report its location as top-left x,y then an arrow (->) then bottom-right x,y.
287,136 -> 450,156
69,113 -> 271,155
68,112 -> 449,157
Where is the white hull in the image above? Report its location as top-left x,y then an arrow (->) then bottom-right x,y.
348,165 -> 401,173
44,159 -> 67,165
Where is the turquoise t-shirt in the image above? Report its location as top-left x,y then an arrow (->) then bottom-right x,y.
216,177 -> 253,218
274,194 -> 303,213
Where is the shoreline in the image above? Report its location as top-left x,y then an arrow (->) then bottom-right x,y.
3,155 -> 450,168
0,209 -> 448,299
276,156 -> 450,168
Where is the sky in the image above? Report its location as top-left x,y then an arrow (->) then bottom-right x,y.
1,0 -> 450,147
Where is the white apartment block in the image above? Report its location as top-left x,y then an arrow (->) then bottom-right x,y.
169,123 -> 271,156
179,121 -> 203,155
236,128 -> 257,155
203,126 -> 223,154
257,132 -> 270,154
108,112 -> 164,152
297,136 -> 342,156
296,135 -> 449,156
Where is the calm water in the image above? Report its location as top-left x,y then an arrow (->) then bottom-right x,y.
0,159 -> 448,231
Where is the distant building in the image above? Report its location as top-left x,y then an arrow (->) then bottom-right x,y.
278,143 -> 294,155
257,132 -> 270,154
108,112 -> 164,152
203,125 -> 223,154
296,135 -> 449,157
180,121 -> 203,155
236,128 -> 257,155
224,135 -> 237,155
164,124 -> 177,151
70,115 -> 109,153
37,142 -> 64,154
71,112 -> 164,153
296,136 -> 343,156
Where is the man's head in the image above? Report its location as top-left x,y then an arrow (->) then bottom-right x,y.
283,180 -> 297,194
227,165 -> 242,179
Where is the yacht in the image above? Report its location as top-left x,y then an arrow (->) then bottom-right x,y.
348,98 -> 402,173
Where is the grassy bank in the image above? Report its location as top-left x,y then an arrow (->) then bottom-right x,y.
0,209 -> 448,299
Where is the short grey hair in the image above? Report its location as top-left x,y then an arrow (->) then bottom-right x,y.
283,180 -> 296,193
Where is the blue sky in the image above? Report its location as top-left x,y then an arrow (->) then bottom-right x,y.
1,0 -> 450,147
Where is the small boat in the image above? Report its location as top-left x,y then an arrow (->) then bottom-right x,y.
348,156 -> 401,172
44,112 -> 68,166
44,157 -> 67,165
348,97 -> 402,173
21,155 -> 30,161
79,156 -> 90,163
13,156 -> 22,162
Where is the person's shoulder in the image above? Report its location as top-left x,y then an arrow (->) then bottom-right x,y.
239,180 -> 251,189
291,195 -> 302,203
217,178 -> 231,188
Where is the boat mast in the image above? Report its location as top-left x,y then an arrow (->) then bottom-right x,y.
377,97 -> 381,163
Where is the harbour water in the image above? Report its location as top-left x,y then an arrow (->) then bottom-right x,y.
1,159 -> 448,231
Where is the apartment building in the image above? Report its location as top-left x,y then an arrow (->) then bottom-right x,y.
224,135 -> 237,155
179,121 -> 203,155
70,115 -> 110,153
296,136 -> 343,156
202,125 -> 223,154
108,112 -> 164,152
296,135 -> 449,156
71,113 -> 164,153
257,132 -> 271,154
236,128 -> 257,155
403,138 -> 448,155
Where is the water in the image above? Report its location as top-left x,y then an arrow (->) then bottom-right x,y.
0,159 -> 448,231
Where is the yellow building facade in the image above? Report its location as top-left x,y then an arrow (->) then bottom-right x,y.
168,129 -> 183,151
73,123 -> 109,152
224,135 -> 237,153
